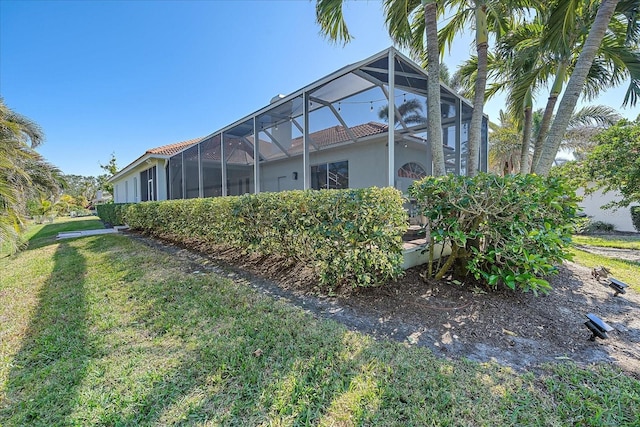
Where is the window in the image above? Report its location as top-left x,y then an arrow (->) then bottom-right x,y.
311,160 -> 348,190
140,166 -> 157,201
133,177 -> 138,202
398,162 -> 427,179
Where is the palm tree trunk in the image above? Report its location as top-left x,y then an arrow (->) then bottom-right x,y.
520,90 -> 533,173
423,0 -> 446,176
534,0 -> 621,175
467,3 -> 488,177
530,61 -> 567,171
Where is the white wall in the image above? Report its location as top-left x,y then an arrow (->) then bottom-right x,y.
577,187 -> 638,232
112,159 -> 166,203
113,137 -> 435,203
260,137 -> 431,193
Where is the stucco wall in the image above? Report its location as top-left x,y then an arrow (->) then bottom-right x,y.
112,137 -> 435,201
577,187 -> 638,232
259,137 -> 431,193
112,159 -> 165,203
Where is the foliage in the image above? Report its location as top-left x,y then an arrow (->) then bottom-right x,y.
410,173 -> 580,294
98,153 -> 118,196
96,203 -> 130,226
631,206 -> 640,232
582,120 -> 640,208
3,230 -> 639,425
582,220 -> 616,233
1,99 -> 63,254
63,174 -> 99,205
125,188 -> 407,290
488,110 -> 522,175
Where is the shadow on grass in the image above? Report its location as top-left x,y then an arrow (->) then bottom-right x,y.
71,238 -> 467,425
0,242 -> 90,426
26,217 -> 104,250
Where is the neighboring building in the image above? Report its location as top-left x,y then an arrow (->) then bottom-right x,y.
578,187 -> 638,232
110,47 -> 487,202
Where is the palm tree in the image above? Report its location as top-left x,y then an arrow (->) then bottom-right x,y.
315,0 -> 447,176
1,99 -> 61,253
377,98 -> 427,126
439,0 -> 509,176
488,110 -> 522,175
488,105 -> 620,176
483,0 -> 638,173
560,104 -> 622,159
534,0 -> 638,175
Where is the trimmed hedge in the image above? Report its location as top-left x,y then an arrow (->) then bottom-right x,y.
125,188 -> 407,289
96,203 -> 130,226
632,206 -> 640,232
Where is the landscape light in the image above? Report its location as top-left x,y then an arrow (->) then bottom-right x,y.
608,278 -> 628,297
584,313 -> 613,341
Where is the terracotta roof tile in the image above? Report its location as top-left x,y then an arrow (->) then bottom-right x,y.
146,137 -> 204,156
290,122 -> 388,150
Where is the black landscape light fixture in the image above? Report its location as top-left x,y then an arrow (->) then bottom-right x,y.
584,313 -> 614,341
608,278 -> 629,297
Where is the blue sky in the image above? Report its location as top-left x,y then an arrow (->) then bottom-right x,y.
1,0 -> 637,177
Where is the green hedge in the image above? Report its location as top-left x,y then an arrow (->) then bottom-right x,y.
410,173 -> 581,294
125,188 -> 407,289
96,203 -> 130,226
631,206 -> 640,232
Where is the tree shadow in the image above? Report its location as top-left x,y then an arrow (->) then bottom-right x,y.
26,217 -> 104,250
0,242 -> 90,426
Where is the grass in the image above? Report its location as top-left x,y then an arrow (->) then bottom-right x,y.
570,233 -> 640,292
569,249 -> 640,291
1,219 -> 639,426
572,235 -> 640,250
24,215 -> 105,249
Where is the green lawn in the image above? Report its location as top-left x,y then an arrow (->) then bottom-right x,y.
1,220 -> 639,426
570,234 -> 640,292
572,235 -> 640,250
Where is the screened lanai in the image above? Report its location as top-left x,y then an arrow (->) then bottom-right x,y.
167,47 -> 487,199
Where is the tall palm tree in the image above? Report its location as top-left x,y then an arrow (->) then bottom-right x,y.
1,99 -> 61,253
315,0 -> 447,176
485,0 -> 638,173
534,0 -> 638,175
438,0 -> 520,176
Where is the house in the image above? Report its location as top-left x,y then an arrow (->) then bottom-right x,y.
109,47 -> 487,203
578,187 -> 638,232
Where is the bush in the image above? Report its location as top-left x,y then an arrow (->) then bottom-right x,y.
96,203 -> 130,226
582,220 -> 616,234
125,188 -> 407,290
631,206 -> 640,232
409,173 -> 581,294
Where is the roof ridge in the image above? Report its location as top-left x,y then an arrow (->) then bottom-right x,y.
146,137 -> 204,155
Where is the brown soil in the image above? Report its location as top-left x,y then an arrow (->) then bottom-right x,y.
126,232 -> 640,377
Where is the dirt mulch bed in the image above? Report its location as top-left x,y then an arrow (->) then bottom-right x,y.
126,232 -> 640,378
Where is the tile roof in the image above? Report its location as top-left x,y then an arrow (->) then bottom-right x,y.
146,137 -> 203,156
146,122 -> 389,165
291,122 -> 388,149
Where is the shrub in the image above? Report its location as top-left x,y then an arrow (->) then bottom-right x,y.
631,206 -> 640,232
96,203 -> 130,226
125,188 -> 407,290
582,220 -> 616,234
409,173 -> 581,294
